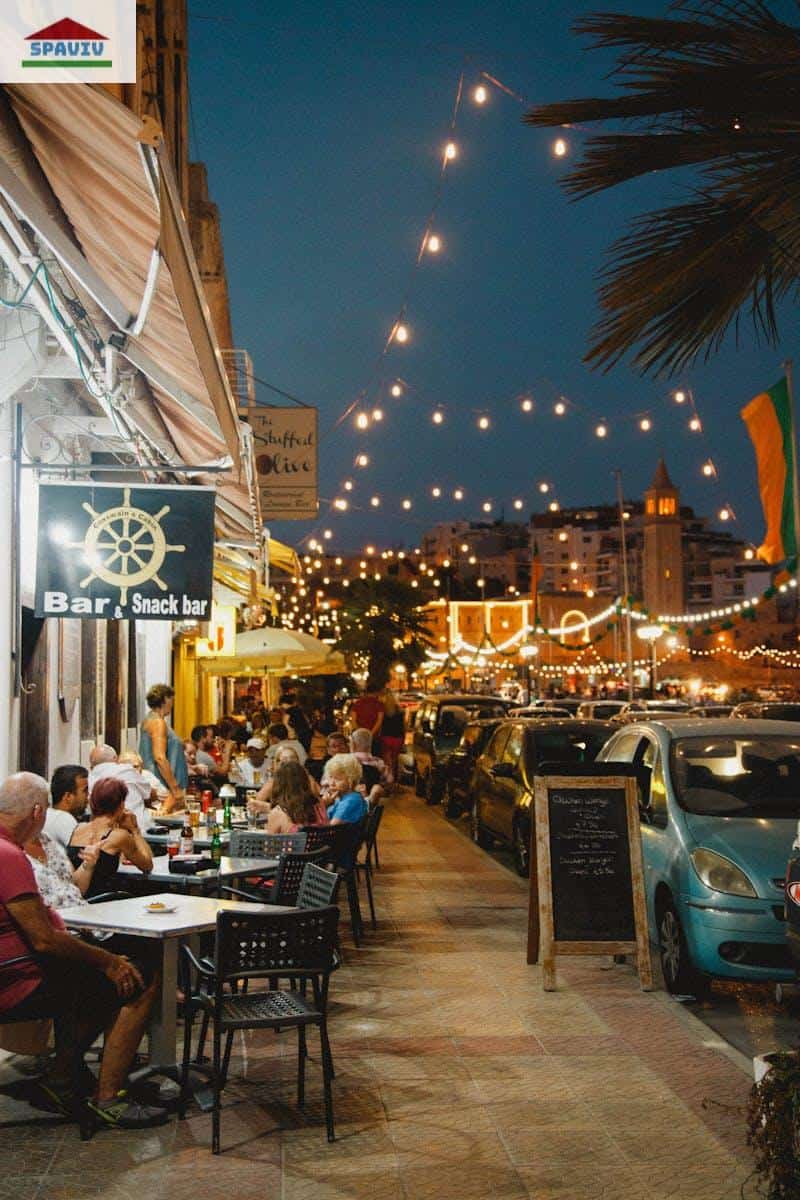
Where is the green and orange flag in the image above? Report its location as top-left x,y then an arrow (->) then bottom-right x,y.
741,377 -> 798,564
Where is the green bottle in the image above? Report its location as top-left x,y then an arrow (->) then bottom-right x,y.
210,823 -> 222,866
223,795 -> 232,831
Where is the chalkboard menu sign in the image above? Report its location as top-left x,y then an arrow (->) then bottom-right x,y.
527,768 -> 652,992
549,786 -> 635,943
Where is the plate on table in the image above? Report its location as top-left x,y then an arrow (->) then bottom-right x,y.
144,903 -> 177,914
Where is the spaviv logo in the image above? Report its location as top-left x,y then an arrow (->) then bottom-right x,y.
23,17 -> 111,69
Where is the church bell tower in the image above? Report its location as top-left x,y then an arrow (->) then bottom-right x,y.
643,458 -> 684,617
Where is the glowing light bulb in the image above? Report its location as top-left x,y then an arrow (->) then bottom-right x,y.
453,488 -> 464,500
473,84 -> 488,104
595,421 -> 608,438
431,486 -> 441,498
323,529 -> 332,539
334,498 -> 348,511
478,416 -> 490,430
444,141 -> 458,160
554,400 -> 566,416
370,496 -> 380,507
744,548 -> 754,560
461,543 -> 469,552
394,323 -> 409,344
639,417 -> 652,432
355,412 -> 369,430
343,479 -> 353,491
702,460 -> 715,477
513,499 -> 523,510
538,482 -> 549,494
402,498 -> 412,510
689,416 -> 702,432
482,501 -> 493,513
431,410 -> 444,426
549,500 -> 560,512
372,408 -> 383,421
391,382 -> 403,397
719,507 -> 730,521
521,397 -> 533,413
426,233 -> 441,254
553,137 -> 567,158
674,389 -> 686,404
365,545 -> 375,555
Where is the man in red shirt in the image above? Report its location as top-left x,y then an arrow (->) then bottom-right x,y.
352,685 -> 385,745
0,772 -> 166,1128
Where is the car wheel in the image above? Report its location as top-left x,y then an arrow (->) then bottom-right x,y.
470,799 -> 492,849
512,819 -> 530,878
443,781 -> 461,819
658,898 -> 701,995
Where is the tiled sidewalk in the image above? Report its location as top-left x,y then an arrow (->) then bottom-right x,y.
0,789 -> 755,1199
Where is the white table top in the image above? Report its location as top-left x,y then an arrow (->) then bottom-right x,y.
144,829 -> 231,850
118,854 -> 278,883
60,893 -> 294,939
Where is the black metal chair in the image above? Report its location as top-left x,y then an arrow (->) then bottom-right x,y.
0,957 -> 92,1139
179,906 -> 340,1151
355,805 -> 383,929
300,824 -> 332,854
221,849 -> 328,907
296,862 -> 340,910
364,801 -> 384,871
228,830 -> 307,857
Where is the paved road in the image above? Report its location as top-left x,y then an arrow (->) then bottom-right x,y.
440,802 -> 800,1064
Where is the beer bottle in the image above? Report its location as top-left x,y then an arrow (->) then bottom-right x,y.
223,794 -> 232,831
210,823 -> 222,867
179,819 -> 194,857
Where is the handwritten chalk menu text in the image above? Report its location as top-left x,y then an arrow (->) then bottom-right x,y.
248,406 -> 318,520
548,787 -> 635,943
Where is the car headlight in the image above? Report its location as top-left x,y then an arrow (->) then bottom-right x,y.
690,848 -> 757,898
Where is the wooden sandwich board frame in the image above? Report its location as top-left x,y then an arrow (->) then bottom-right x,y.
527,772 -> 653,992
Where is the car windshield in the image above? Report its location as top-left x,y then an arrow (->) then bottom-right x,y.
591,704 -> 624,720
437,703 -> 506,743
762,705 -> 800,721
670,736 -> 800,817
526,728 -> 609,771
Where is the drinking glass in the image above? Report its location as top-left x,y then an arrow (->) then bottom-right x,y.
167,829 -> 181,858
188,800 -> 201,829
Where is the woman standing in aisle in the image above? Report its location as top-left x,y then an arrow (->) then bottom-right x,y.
378,688 -> 405,787
139,684 -> 187,813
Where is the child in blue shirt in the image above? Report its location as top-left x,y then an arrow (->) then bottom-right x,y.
323,753 -> 369,824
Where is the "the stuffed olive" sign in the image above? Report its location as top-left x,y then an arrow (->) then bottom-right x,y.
35,483 -> 215,620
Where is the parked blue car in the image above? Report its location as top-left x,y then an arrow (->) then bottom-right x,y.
598,719 -> 800,993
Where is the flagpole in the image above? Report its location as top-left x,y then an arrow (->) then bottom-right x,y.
613,468 -> 634,702
784,360 -> 800,592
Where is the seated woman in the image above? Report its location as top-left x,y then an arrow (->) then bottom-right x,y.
68,778 -> 153,899
250,745 -> 321,815
265,761 -> 328,834
322,753 -> 369,825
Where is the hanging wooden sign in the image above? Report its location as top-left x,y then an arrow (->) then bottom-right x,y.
527,764 -> 652,991
248,406 -> 318,520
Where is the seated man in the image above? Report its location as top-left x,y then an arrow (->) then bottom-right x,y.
87,745 -> 152,830
189,726 -> 217,771
350,727 -> 390,804
305,731 -> 349,784
44,765 -> 88,849
229,737 -> 271,788
0,773 -> 166,1129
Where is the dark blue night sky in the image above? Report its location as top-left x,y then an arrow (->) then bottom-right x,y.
188,1 -> 797,553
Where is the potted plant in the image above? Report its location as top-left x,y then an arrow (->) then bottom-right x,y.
747,1049 -> 800,1199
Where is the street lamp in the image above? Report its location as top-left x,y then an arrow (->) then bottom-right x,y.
637,624 -> 663,698
520,641 -> 540,701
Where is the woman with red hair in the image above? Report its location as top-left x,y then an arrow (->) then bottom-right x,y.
67,777 -> 153,898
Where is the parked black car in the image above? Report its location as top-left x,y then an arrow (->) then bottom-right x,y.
412,694 -> 513,804
440,718 -> 505,818
786,847 -> 800,977
470,718 -> 613,875
731,702 -> 800,722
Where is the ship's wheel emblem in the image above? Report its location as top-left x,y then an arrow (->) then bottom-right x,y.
69,487 -> 185,605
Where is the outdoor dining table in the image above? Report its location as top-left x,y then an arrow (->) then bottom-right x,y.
58,893 -> 295,1082
143,827 -> 232,851
118,854 -> 279,895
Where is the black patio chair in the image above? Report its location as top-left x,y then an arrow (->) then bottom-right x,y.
179,906 -> 340,1151
221,848 -> 328,908
228,830 -> 307,857
355,805 -> 383,929
296,862 -> 340,910
364,801 -> 384,871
